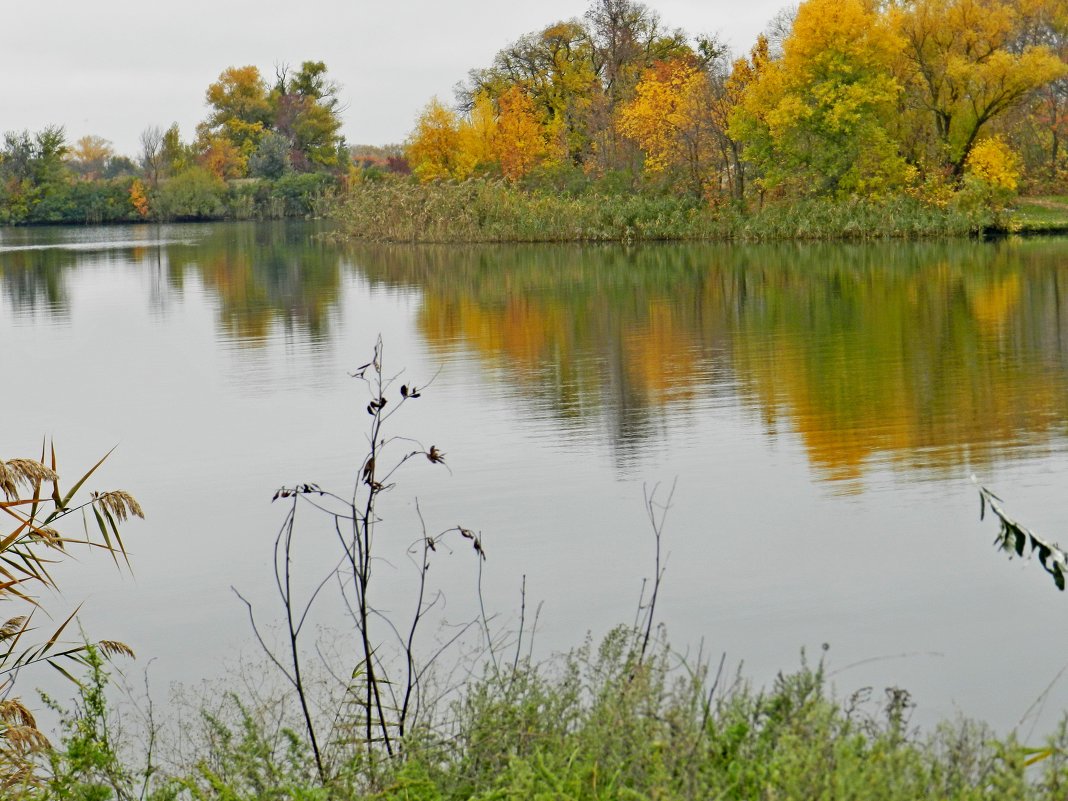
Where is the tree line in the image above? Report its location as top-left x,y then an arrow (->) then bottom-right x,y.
402,0 -> 1068,208
0,61 -> 348,225
6,0 -> 1067,228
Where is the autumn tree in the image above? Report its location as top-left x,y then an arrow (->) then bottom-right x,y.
1000,0 -> 1068,183
460,0 -> 697,173
585,0 -> 690,109
464,21 -> 599,163
406,98 -> 466,181
893,0 -> 1067,176
199,134 -> 246,179
709,37 -> 773,200
731,0 -> 912,197
195,61 -> 346,178
198,65 -> 273,173
68,135 -> 113,180
616,39 -> 749,201
271,61 -> 346,171
492,86 -> 555,180
618,58 -> 719,196
962,134 -> 1021,207
457,92 -> 499,177
129,178 -> 150,218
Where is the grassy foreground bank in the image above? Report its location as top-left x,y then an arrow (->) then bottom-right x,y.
327,179 -> 994,244
19,627 -> 1068,800
1010,196 -> 1068,234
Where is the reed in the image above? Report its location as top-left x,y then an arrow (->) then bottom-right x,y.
0,444 -> 142,793
328,178 -> 989,244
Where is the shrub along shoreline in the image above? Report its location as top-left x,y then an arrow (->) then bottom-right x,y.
326,178 -> 1008,244
0,171 -> 337,226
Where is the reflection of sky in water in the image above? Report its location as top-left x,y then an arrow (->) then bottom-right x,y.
3,223 -> 1068,742
0,221 -> 206,250
0,239 -> 199,253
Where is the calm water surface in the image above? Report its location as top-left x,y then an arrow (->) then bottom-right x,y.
3,221 -> 1068,734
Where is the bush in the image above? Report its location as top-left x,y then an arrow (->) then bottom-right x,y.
958,137 -> 1022,219
153,167 -> 228,221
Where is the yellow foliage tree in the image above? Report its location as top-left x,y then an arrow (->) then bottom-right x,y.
205,66 -> 271,118
618,59 -> 717,197
966,137 -> 1021,191
491,86 -> 554,181
129,178 -> 150,218
960,135 -> 1021,210
731,0 -> 911,196
894,0 -> 1068,175
199,135 -> 247,179
465,21 -> 599,165
405,98 -> 465,182
68,135 -> 113,180
456,92 -> 498,179
196,65 -> 273,178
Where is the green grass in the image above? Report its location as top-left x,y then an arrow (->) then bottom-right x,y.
28,627 -> 1068,800
327,178 -> 989,244
1010,197 -> 1068,233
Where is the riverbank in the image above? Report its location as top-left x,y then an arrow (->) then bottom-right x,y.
1008,196 -> 1068,235
0,171 -> 338,226
328,179 -> 999,243
25,625 -> 1068,800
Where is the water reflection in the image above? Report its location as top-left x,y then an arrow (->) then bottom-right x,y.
162,223 -> 342,343
0,222 -> 344,344
4,224 -> 1068,482
0,246 -> 73,317
352,239 -> 1068,481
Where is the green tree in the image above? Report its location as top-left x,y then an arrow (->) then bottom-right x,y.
160,123 -> 191,177
0,127 -> 71,223
154,165 -> 227,219
272,61 -> 346,171
248,130 -> 293,179
731,0 -> 912,197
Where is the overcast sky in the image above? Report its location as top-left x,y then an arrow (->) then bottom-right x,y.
1,0 -> 787,159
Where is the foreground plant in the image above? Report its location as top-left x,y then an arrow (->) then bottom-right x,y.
976,478 -> 1068,591
0,444 -> 142,791
234,337 -> 485,789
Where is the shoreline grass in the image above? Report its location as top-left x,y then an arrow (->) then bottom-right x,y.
29,626 -> 1068,800
1006,196 -> 1068,235
327,178 -> 993,244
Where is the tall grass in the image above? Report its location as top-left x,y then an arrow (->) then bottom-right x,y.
47,626 -> 1068,801
1,445 -> 142,794
328,178 -> 989,244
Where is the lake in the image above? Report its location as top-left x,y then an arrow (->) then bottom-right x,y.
2,220 -> 1068,736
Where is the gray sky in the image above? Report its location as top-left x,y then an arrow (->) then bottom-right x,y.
1,0 -> 786,159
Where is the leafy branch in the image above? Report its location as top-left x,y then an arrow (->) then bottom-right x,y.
976,477 -> 1068,591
